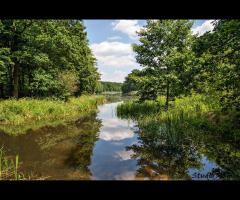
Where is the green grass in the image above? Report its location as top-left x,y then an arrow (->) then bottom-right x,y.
117,96 -> 166,119
0,147 -> 50,180
117,93 -> 240,179
117,93 -> 240,140
0,147 -> 24,180
0,95 -> 106,135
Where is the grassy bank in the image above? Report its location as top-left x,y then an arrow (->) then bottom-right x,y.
117,94 -> 240,179
117,94 -> 240,140
0,95 -> 106,135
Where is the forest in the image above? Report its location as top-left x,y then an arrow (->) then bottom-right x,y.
0,20 -> 100,100
118,19 -> 240,140
121,20 -> 239,112
96,81 -> 122,93
116,20 -> 240,180
0,19 -> 239,180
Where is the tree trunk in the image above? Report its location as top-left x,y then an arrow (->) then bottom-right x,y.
19,68 -> 25,97
12,64 -> 19,98
0,84 -> 3,98
28,70 -> 31,97
165,80 -> 169,110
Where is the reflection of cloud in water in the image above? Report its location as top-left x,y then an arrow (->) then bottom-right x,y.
98,102 -> 120,116
102,118 -> 134,128
115,171 -> 136,180
98,105 -> 112,113
99,129 -> 134,141
115,150 -> 134,161
99,118 -> 135,141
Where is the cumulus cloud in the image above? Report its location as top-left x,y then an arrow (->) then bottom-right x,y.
90,41 -> 135,68
112,20 -> 141,39
101,70 -> 128,83
90,41 -> 140,82
191,20 -> 215,36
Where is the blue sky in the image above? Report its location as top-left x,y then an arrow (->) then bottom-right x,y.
84,20 -> 215,83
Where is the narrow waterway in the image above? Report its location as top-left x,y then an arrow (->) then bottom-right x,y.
0,97 -> 238,180
89,102 -> 139,180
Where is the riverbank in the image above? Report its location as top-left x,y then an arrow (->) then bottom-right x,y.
117,94 -> 240,141
117,95 -> 240,179
0,95 -> 106,135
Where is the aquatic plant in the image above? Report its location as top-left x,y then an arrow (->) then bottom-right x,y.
117,93 -> 240,140
0,95 -> 105,135
118,94 -> 240,179
0,147 -> 23,180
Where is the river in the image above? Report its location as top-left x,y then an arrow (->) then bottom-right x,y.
0,96 -> 239,180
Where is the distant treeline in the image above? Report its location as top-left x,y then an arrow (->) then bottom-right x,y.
96,81 -> 123,93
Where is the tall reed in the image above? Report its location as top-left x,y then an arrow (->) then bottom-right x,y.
0,95 -> 106,135
0,147 -> 23,180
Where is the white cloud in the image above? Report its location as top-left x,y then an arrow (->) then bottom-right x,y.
90,41 -> 140,82
101,70 -> 128,82
112,20 -> 141,39
91,41 -> 133,57
191,20 -> 215,36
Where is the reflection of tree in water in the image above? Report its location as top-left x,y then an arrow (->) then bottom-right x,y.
127,118 -> 240,180
65,113 -> 102,179
127,121 -> 203,180
199,134 -> 240,180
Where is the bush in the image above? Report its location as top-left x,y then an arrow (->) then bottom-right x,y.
57,71 -> 79,101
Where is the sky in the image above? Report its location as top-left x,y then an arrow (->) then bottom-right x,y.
84,20 -> 215,83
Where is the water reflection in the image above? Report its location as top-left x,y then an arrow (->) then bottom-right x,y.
0,112 -> 102,179
0,97 -> 239,180
120,114 -> 240,180
98,103 -> 136,141
115,150 -> 134,161
89,102 -> 139,180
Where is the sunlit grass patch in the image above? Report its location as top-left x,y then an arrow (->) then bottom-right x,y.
117,93 -> 240,140
117,98 -> 164,120
0,95 -> 106,135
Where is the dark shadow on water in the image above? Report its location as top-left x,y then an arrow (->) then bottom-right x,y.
0,112 -> 102,179
118,111 -> 240,180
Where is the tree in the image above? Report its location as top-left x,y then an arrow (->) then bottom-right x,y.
126,120 -> 203,179
192,20 -> 240,111
133,20 -> 195,109
96,81 -> 123,93
0,20 -> 100,99
122,69 -> 140,94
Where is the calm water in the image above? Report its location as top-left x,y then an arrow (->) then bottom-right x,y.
0,97 -> 239,180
